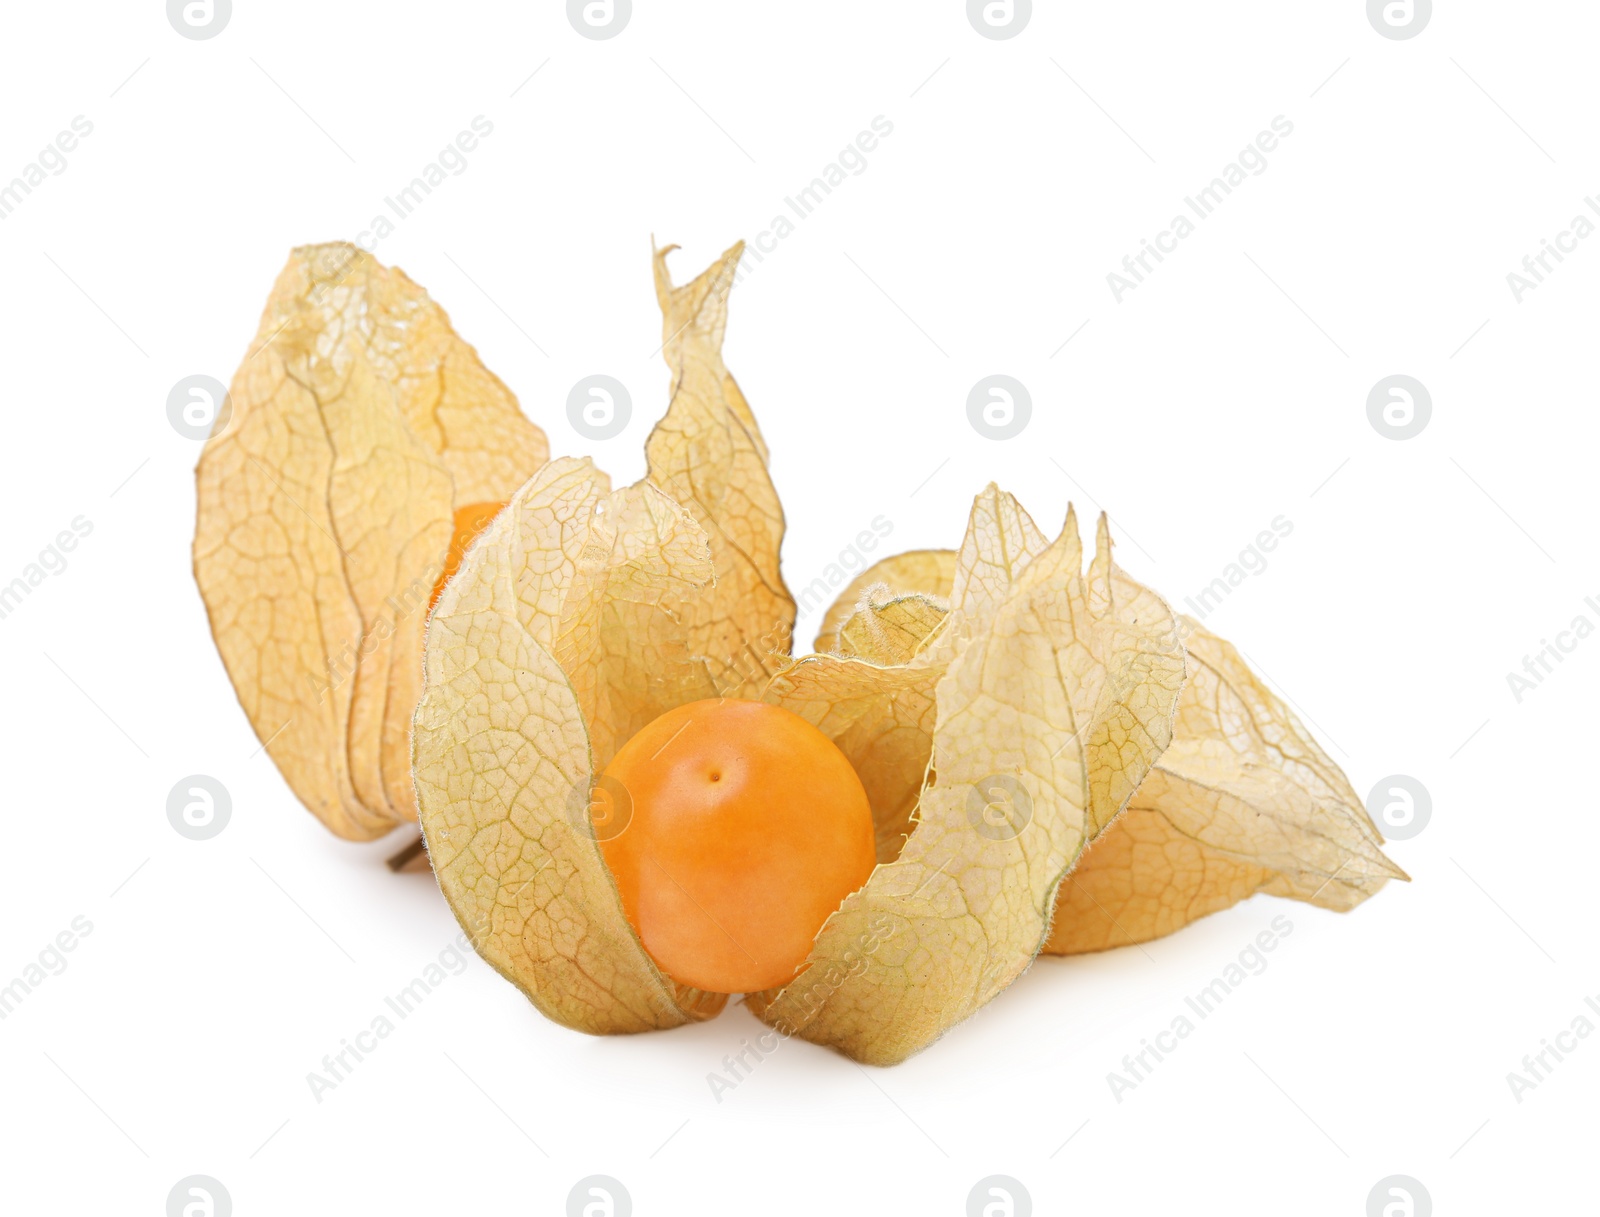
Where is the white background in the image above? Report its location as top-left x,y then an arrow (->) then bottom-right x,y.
0,2 -> 1594,1214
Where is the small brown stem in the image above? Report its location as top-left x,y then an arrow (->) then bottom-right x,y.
386,834 -> 431,873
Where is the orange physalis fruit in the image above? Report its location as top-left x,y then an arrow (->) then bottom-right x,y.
596,699 -> 876,994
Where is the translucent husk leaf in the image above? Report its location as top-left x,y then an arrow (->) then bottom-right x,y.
413,244 -> 809,1036
549,483 -> 723,771
814,550 -> 958,654
830,590 -> 949,666
413,460 -> 726,1033
1045,609 -> 1408,954
646,241 -> 795,698
947,487 -> 1050,638
814,545 -> 1408,956
766,491 -> 1059,869
324,351 -> 454,829
787,563 -> 957,858
749,491 -> 1186,1065
193,244 -> 547,839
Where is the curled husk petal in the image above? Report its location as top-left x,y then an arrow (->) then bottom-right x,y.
749,490 -> 1187,1065
194,244 -> 547,839
768,568 -> 952,863
413,244 -> 798,1035
413,459 -> 725,1032
1045,607 -> 1407,953
813,542 -> 1408,956
646,241 -> 794,697
813,549 -> 957,655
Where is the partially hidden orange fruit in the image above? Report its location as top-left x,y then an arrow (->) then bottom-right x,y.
597,698 -> 876,994
430,501 -> 507,612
